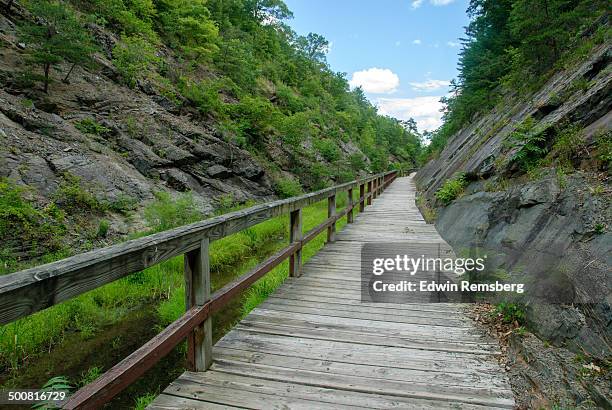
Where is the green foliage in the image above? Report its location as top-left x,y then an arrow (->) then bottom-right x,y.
134,393 -> 157,410
178,78 -> 225,115
79,366 -> 102,386
426,0 -> 608,157
230,95 -> 277,146
157,0 -> 219,61
0,178 -> 66,256
143,191 -> 202,232
435,173 -> 468,205
274,178 -> 303,198
595,130 -> 612,167
494,302 -> 526,325
74,118 -> 110,136
32,376 -> 73,409
19,0 -> 96,92
507,117 -> 547,171
594,223 -> 605,234
314,139 -> 340,162
112,34 -> 159,88
97,219 -> 110,238
53,173 -> 102,213
552,124 -> 584,169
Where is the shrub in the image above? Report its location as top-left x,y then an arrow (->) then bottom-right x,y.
144,191 -> 202,232
112,34 -> 159,88
507,117 -> 548,171
0,178 -> 66,255
74,118 -> 110,136
178,78 -> 225,116
97,220 -> 110,238
274,178 -> 303,198
494,302 -> 526,325
552,124 -> 584,169
595,130 -> 611,167
230,96 -> 277,146
54,173 -> 102,213
435,173 -> 467,205
314,139 -> 340,162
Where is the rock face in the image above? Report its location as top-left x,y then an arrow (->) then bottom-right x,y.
436,175 -> 611,357
417,44 -> 611,197
416,43 -> 612,358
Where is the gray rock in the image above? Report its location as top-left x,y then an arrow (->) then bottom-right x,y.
207,164 -> 232,178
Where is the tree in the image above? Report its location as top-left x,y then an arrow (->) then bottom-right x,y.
19,0 -> 95,93
112,34 -> 159,88
246,0 -> 293,22
157,0 -> 219,62
296,33 -> 329,63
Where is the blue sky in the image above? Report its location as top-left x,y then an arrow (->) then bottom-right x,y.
283,0 -> 470,131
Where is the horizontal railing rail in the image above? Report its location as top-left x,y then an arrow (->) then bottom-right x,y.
0,170 -> 398,409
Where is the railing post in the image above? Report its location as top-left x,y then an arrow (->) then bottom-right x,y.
184,238 -> 212,372
379,176 -> 384,194
373,178 -> 377,199
359,183 -> 365,212
289,209 -> 302,277
367,180 -> 372,205
327,194 -> 336,242
347,188 -> 354,223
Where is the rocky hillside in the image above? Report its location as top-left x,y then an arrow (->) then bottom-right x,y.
416,35 -> 611,409
0,1 -> 420,271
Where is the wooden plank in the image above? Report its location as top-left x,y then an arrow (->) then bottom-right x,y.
217,330 -> 502,372
170,371 -> 505,410
213,347 -> 508,388
208,359 -> 515,407
234,319 -> 498,354
148,394 -> 243,410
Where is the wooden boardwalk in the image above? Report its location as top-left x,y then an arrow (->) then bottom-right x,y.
149,176 -> 515,409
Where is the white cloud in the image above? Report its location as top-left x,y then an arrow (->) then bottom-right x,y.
409,79 -> 451,91
395,41 -> 401,47
377,96 -> 444,131
430,0 -> 455,5
412,39 -> 422,45
447,41 -> 460,47
411,0 -> 424,9
349,68 -> 400,94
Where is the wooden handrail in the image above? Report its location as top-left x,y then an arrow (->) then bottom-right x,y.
0,171 -> 396,325
1,170 -> 398,409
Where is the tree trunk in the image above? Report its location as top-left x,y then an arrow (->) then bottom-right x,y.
63,63 -> 76,83
43,62 -> 50,93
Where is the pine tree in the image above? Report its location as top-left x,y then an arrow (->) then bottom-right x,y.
19,0 -> 95,93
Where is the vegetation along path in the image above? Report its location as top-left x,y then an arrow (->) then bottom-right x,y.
149,175 -> 515,409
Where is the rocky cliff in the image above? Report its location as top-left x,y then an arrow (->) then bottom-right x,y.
416,40 -> 611,406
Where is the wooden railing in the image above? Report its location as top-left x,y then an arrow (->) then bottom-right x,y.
0,170 -> 398,409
